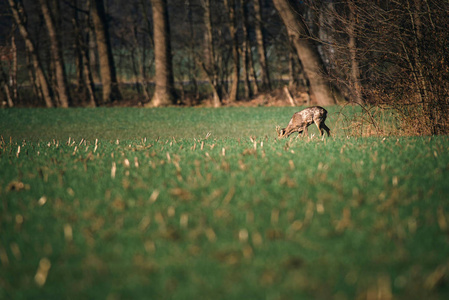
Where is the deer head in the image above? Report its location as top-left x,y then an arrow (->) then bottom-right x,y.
275,125 -> 286,138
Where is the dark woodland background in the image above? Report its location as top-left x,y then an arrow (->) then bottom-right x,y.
1,0 -> 448,134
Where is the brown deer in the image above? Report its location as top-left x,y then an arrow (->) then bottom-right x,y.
277,106 -> 330,138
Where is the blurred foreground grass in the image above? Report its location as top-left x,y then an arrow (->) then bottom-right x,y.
1,107 -> 448,299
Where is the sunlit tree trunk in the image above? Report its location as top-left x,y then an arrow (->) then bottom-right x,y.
39,0 -> 71,107
146,0 -> 175,107
272,0 -> 337,105
253,0 -> 271,91
8,0 -> 54,107
91,0 -> 122,103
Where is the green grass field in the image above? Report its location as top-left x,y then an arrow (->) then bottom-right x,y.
1,107 -> 448,299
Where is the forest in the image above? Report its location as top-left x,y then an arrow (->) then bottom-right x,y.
1,0 -> 449,134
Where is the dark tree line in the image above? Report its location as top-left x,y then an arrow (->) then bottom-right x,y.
1,0 -> 448,132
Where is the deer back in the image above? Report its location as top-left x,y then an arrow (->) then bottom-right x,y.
289,106 -> 326,126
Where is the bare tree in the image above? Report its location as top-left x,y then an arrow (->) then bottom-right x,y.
0,29 -> 17,107
253,0 -> 271,91
272,0 -> 337,105
241,0 -> 253,99
39,0 -> 71,107
324,0 -> 449,134
145,0 -> 175,107
139,0 -> 155,101
8,0 -> 54,107
200,0 -> 222,107
87,25 -> 100,84
72,0 -> 97,107
0,44 -> 14,107
90,0 -> 122,104
0,68 -> 13,107
129,4 -> 151,102
225,0 -> 240,102
347,0 -> 362,104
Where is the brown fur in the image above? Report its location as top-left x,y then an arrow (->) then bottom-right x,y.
278,106 -> 330,138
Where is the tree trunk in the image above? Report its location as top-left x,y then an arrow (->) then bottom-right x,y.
253,0 -> 271,91
25,52 -> 41,104
8,0 -> 54,107
288,49 -> 298,89
407,0 -> 434,133
73,0 -> 97,107
225,0 -> 240,103
241,1 -> 252,99
145,0 -> 175,107
39,0 -> 71,107
316,2 -> 332,73
91,0 -> 122,103
247,44 -> 259,95
347,0 -> 362,104
272,0 -> 337,106
135,36 -> 148,101
0,66 -> 14,107
130,31 -> 142,95
202,0 -> 221,107
131,20 -> 150,101
0,37 -> 17,107
11,34 -> 17,102
139,0 -> 155,102
88,25 -> 100,84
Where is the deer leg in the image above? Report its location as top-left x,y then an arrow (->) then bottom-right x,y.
303,126 -> 308,137
294,126 -> 306,138
315,120 -> 324,137
322,123 -> 331,137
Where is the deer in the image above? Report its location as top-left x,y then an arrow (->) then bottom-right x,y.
276,106 -> 330,138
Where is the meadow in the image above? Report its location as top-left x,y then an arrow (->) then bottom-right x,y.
1,107 -> 449,299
